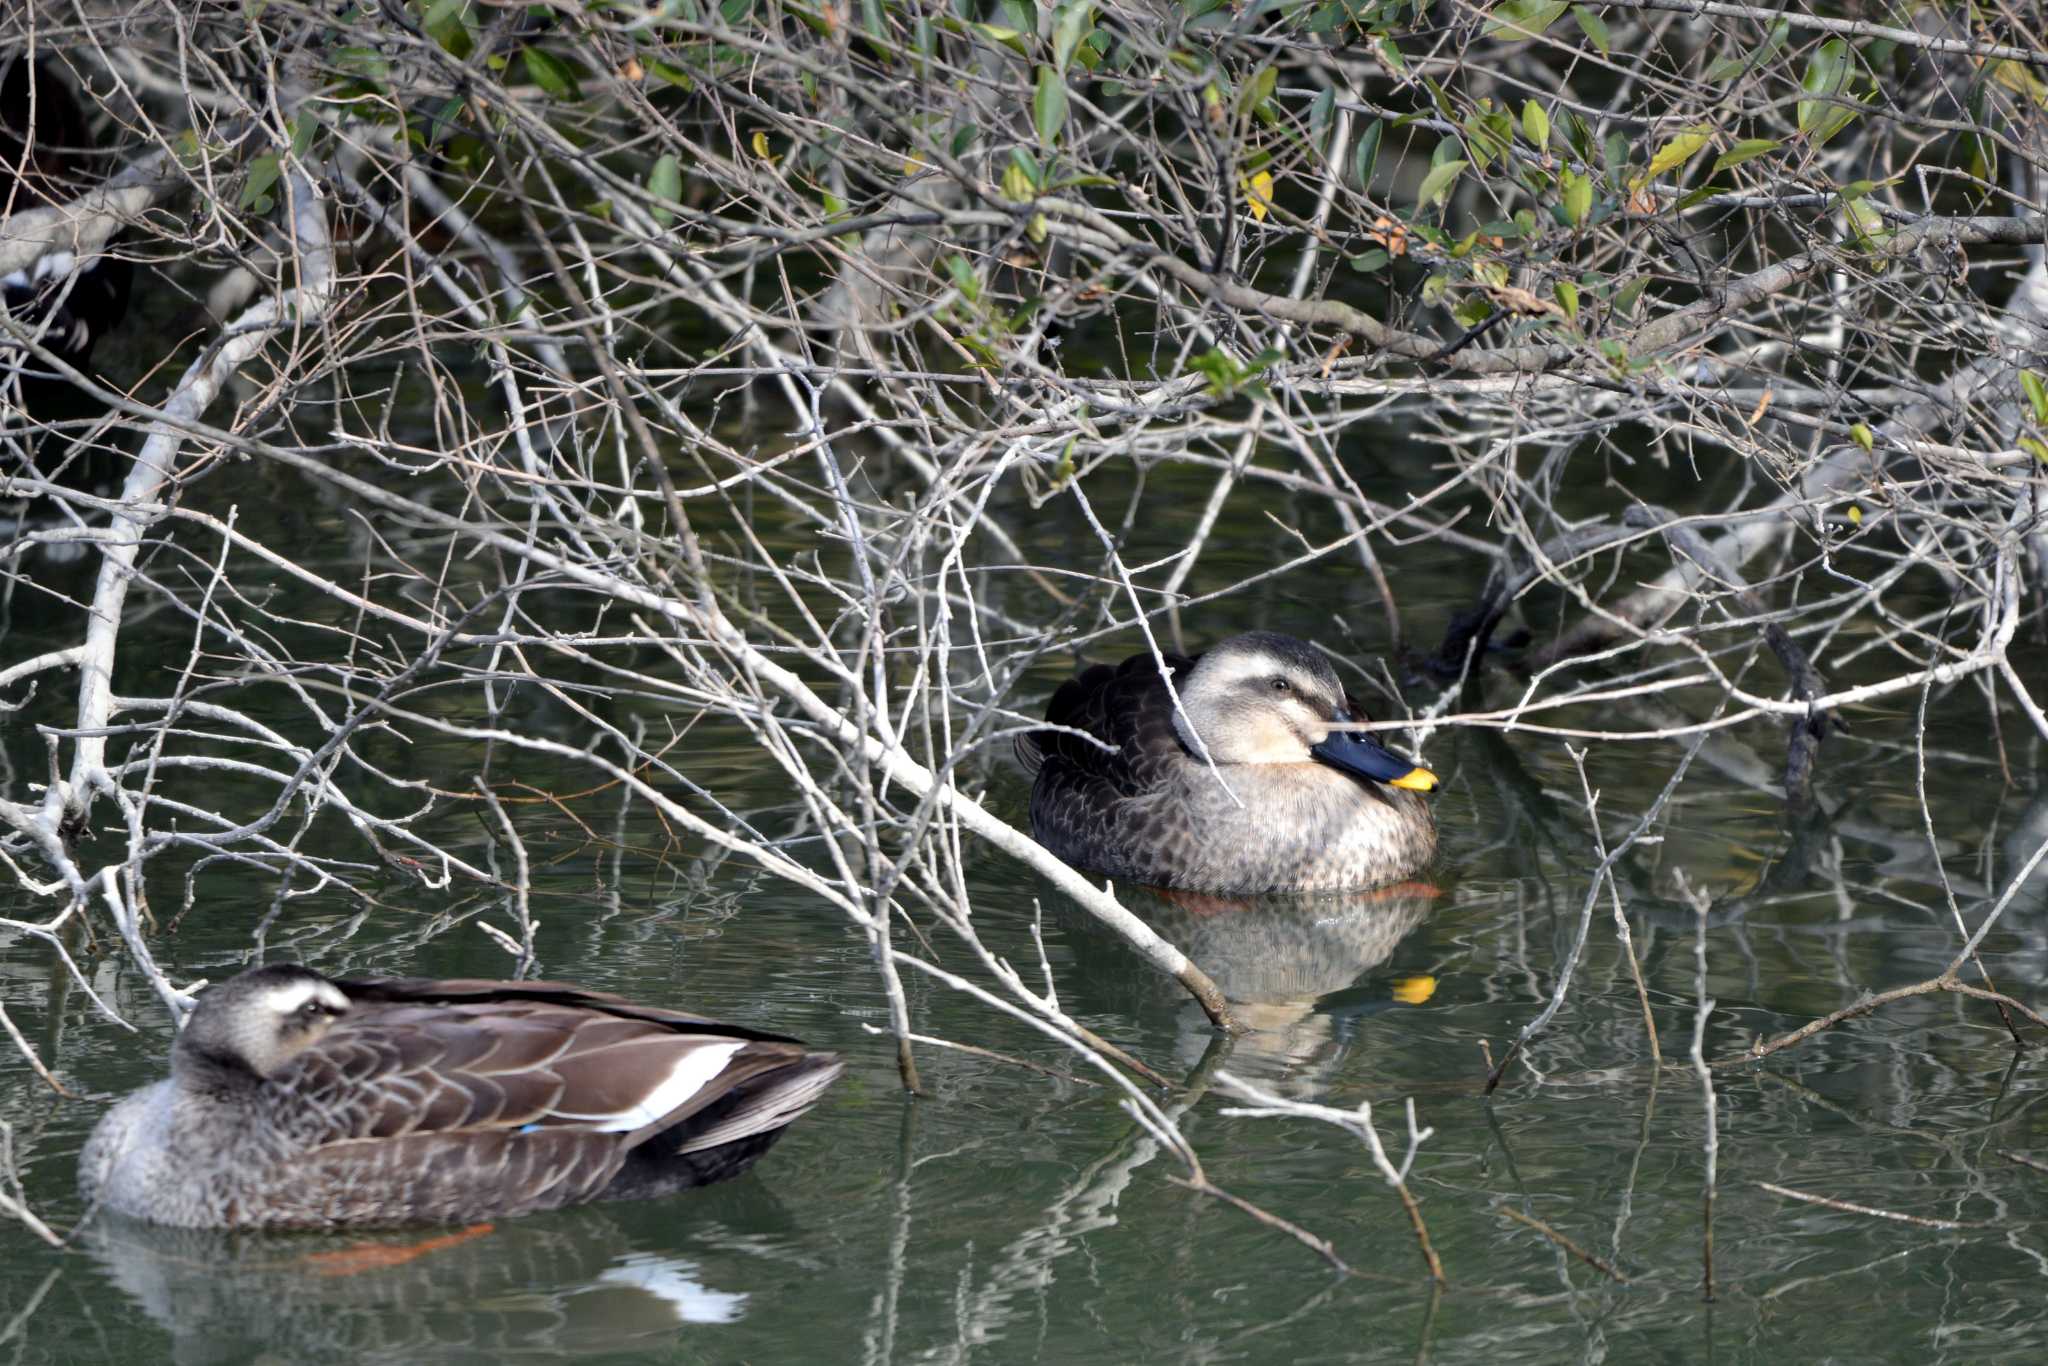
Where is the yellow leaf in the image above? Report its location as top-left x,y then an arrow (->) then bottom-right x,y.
1242,170 -> 1274,222
750,130 -> 775,161
1644,125 -> 1712,180
1847,504 -> 1863,525
1391,975 -> 1437,1005
1990,59 -> 2048,108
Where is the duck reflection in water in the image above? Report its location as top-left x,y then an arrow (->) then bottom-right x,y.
1136,882 -> 1442,1089
80,1198 -> 776,1365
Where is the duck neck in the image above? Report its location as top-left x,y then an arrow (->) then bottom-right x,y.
171,1036 -> 266,1101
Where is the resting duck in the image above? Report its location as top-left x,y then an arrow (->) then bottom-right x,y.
1019,631 -> 1438,894
78,965 -> 842,1229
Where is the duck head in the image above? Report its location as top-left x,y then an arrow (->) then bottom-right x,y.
1172,631 -> 1436,791
173,964 -> 353,1080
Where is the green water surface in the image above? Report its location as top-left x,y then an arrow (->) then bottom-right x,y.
4,423 -> 2048,1365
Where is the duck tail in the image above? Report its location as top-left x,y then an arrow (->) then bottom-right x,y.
668,1052 -> 844,1156
602,1052 -> 844,1200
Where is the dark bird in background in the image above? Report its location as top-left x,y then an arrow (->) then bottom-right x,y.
0,54 -> 131,373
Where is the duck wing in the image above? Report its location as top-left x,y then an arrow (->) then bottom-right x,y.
287,978 -> 810,1143
1017,648 -> 1197,793
254,979 -> 827,1220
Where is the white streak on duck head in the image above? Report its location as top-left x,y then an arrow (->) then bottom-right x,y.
1172,631 -> 1352,763
175,964 -> 352,1080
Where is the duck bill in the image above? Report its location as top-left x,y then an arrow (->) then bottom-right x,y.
1310,727 -> 1438,792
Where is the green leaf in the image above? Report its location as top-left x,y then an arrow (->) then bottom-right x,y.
1521,99 -> 1549,149
1602,132 -> 1629,181
1561,167 -> 1592,226
523,46 -> 584,101
335,45 -> 390,85
422,0 -> 473,56
945,254 -> 979,302
1844,196 -> 1884,243
2022,371 -> 2048,425
1798,38 -> 1850,134
1565,110 -> 1595,164
1706,18 -> 1785,80
1465,109 -> 1514,170
646,154 -> 681,227
1348,249 -> 1391,272
1483,0 -> 1568,41
1849,423 -> 1875,453
648,59 -> 694,90
1053,2 -> 1093,73
1712,138 -> 1780,172
1613,276 -> 1648,316
1572,6 -> 1611,53
1416,158 -> 1468,211
970,23 -> 1031,56
1002,159 -> 1035,202
1240,65 -> 1277,118
1452,294 -> 1492,327
2020,435 -> 2048,465
238,152 -> 281,212
1309,88 -> 1337,153
1353,119 -> 1382,189
1554,279 -> 1579,321
1033,66 -> 1069,147
1806,101 -> 1862,149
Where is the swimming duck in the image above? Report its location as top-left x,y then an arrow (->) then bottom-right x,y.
1019,631 -> 1438,894
78,964 -> 842,1229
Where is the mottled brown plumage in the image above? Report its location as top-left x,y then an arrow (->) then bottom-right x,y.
79,966 -> 842,1229
1020,632 -> 1437,894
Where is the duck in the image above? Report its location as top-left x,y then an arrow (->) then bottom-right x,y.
1018,631 -> 1438,895
77,964 -> 843,1230
0,54 -> 132,372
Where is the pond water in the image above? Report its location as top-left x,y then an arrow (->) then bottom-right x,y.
5,417 -> 2048,1364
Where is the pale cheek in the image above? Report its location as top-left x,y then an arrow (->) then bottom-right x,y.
1247,716 -> 1311,763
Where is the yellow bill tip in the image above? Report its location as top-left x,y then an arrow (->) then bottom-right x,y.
1390,766 -> 1438,792
1390,975 -> 1438,1005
